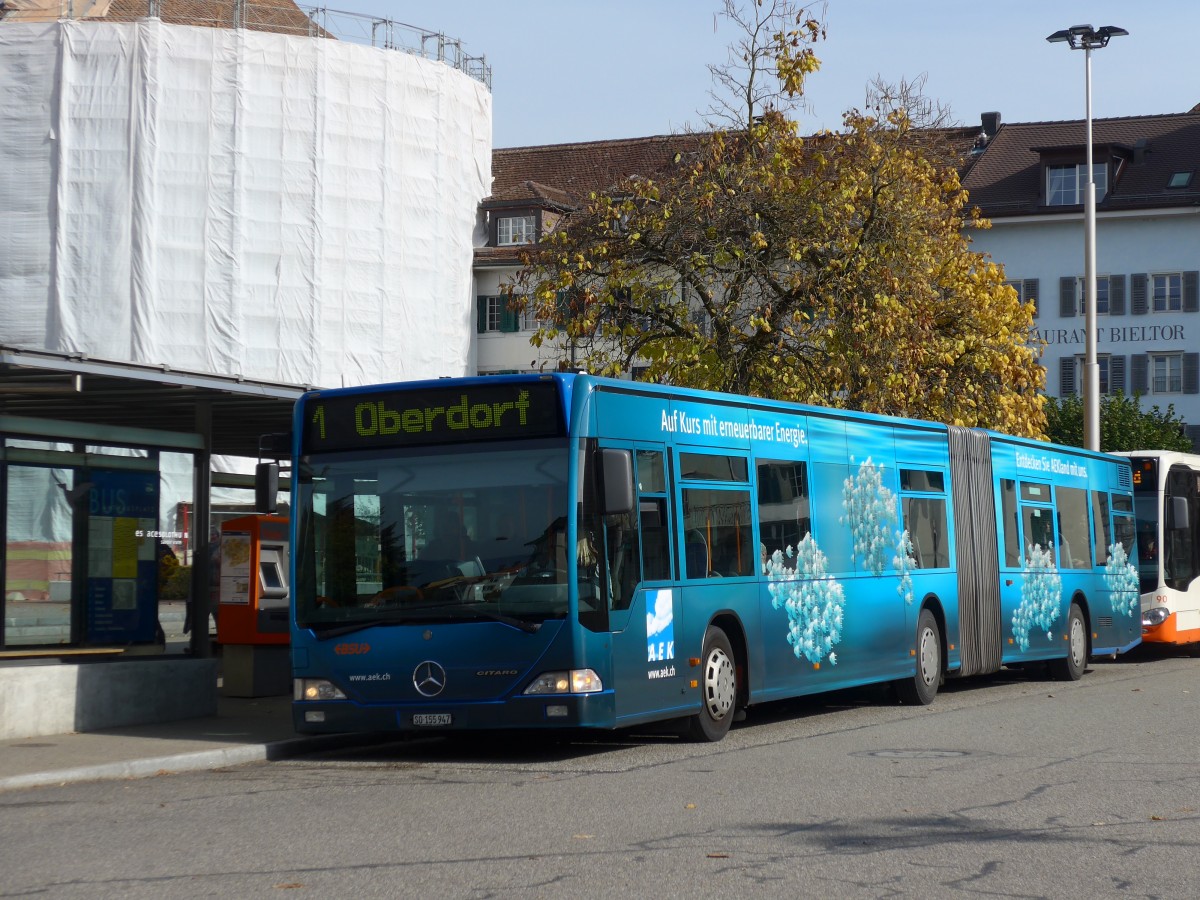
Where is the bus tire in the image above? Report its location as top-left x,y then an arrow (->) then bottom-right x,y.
896,608 -> 941,706
685,626 -> 738,742
1048,602 -> 1087,682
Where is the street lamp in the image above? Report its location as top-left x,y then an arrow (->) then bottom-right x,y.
1046,24 -> 1127,452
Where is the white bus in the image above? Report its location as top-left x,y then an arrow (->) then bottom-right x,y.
1124,451 -> 1200,645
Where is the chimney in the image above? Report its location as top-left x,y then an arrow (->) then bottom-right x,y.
981,111 -> 1002,138
1134,138 -> 1147,165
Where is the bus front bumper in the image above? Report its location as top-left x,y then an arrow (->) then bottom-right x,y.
1142,611 -> 1200,645
292,693 -> 615,735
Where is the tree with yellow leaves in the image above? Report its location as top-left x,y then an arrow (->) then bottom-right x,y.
510,0 -> 1045,437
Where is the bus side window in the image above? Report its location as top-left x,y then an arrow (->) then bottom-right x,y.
900,496 -> 949,569
1000,479 -> 1021,567
1091,491 -> 1111,566
682,488 -> 753,577
639,497 -> 671,581
899,469 -> 949,569
1112,511 -> 1136,560
605,511 -> 640,612
1165,468 -> 1200,588
636,450 -> 671,582
756,459 -> 811,572
1023,506 -> 1055,563
1056,486 -> 1091,570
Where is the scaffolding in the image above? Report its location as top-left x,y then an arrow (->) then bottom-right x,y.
0,1 -> 492,88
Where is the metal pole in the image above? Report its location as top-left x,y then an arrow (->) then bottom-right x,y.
1082,45 -> 1100,451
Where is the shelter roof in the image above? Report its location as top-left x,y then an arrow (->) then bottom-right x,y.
0,346 -> 308,458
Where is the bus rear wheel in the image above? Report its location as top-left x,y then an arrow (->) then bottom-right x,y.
684,626 -> 737,742
1048,602 -> 1087,681
896,608 -> 941,705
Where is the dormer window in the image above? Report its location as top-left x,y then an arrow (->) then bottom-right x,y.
496,214 -> 536,246
1047,163 -> 1107,205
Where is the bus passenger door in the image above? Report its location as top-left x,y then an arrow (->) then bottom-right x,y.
999,478 -> 1060,659
600,444 -> 689,724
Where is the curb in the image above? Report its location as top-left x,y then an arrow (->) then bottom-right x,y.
0,732 -> 393,793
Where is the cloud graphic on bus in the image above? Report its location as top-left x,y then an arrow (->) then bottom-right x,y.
1103,543 -> 1139,617
1012,543 -> 1062,651
843,457 -> 917,602
766,537 -> 845,665
646,588 -> 675,662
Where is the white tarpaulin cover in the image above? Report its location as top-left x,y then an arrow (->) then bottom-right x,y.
0,18 -> 492,387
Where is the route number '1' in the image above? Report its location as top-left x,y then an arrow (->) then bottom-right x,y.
311,405 -> 325,440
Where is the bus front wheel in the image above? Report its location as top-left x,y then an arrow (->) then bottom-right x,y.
896,608 -> 941,705
684,626 -> 738,742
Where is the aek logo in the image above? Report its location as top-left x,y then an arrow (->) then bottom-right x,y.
334,642 -> 370,655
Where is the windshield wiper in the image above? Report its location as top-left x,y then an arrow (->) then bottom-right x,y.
311,619 -> 399,640
467,607 -> 542,634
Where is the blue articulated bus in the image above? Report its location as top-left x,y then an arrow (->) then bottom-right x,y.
280,373 -> 1140,742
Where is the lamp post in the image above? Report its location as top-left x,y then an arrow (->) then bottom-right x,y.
1046,24 -> 1127,452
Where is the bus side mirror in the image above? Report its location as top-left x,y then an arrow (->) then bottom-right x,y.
255,462 -> 280,514
600,449 -> 634,517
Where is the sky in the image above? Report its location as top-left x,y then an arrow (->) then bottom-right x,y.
337,1 -> 1198,148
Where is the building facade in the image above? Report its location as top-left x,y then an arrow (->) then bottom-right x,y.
473,135 -> 700,375
474,112 -> 1200,451
961,111 -> 1200,447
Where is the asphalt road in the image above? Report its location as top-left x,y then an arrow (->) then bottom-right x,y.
3,643 -> 1198,899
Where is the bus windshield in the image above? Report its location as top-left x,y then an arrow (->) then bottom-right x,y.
294,440 -> 574,634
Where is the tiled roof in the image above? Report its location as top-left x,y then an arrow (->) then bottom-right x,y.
110,0 -> 313,33
484,180 -> 575,210
489,124 -> 984,209
479,125 -> 987,266
488,133 -> 706,207
474,245 -> 527,268
0,0 -> 316,34
962,112 -> 1200,217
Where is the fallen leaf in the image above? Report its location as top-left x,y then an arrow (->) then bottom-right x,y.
273,884 -> 304,890
707,853 -> 729,858
685,803 -> 697,810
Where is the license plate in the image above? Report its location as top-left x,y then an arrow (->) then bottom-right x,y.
412,713 -> 452,727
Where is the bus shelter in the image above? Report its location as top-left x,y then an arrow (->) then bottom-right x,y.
0,346 -> 306,738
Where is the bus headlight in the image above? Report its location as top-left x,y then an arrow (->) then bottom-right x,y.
523,669 -> 603,695
1143,607 -> 1170,627
295,678 -> 347,701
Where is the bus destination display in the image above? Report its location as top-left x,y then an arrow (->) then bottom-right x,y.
302,382 -> 563,452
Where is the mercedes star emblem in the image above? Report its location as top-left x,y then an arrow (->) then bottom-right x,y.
413,660 -> 447,697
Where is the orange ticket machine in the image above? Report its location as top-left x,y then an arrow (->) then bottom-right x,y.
217,515 -> 290,696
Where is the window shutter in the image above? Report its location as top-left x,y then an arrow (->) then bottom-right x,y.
476,296 -> 489,333
1131,353 -> 1149,394
1185,352 -> 1200,394
1059,276 -> 1077,318
1023,279 -> 1039,318
1131,274 -> 1148,315
1109,355 -> 1126,395
500,303 -> 520,333
1059,357 -> 1076,396
1184,271 -> 1199,313
1108,275 -> 1126,316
